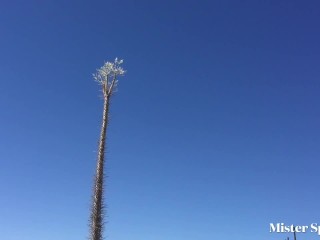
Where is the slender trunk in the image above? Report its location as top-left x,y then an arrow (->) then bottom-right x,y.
90,95 -> 110,240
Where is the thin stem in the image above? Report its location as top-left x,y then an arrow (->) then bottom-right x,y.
108,75 -> 117,96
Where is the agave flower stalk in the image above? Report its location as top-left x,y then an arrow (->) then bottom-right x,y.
90,58 -> 125,240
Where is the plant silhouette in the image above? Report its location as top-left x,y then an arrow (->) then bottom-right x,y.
89,58 -> 125,240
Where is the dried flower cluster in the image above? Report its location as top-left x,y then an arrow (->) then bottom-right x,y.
93,58 -> 125,92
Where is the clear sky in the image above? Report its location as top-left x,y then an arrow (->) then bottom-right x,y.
1,1 -> 319,240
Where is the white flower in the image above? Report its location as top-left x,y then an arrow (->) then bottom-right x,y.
93,58 -> 126,86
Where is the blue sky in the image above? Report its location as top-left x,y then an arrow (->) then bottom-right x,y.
1,0 -> 320,239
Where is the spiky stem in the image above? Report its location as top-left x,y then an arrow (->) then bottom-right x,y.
90,92 -> 110,240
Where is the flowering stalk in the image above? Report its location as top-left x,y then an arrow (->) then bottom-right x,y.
90,58 -> 125,240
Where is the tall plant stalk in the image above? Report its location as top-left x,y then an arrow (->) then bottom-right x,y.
89,58 -> 125,240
